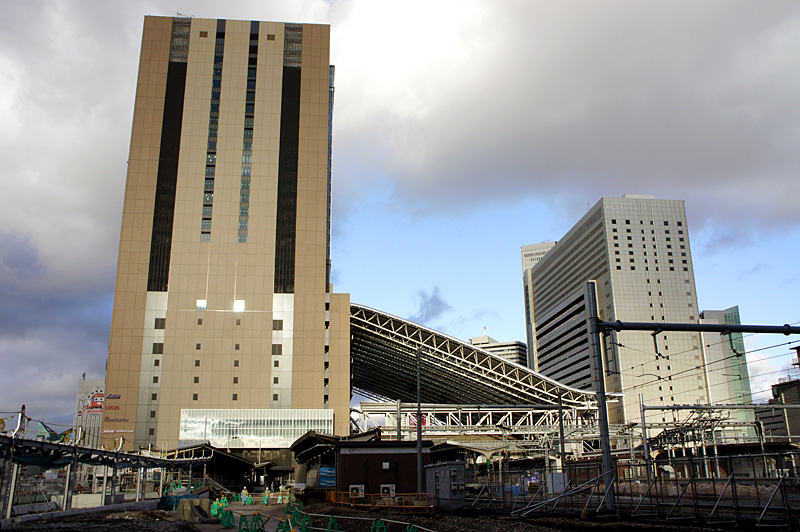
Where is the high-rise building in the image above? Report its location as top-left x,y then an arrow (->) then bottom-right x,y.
522,195 -> 708,424
521,242 -> 556,367
104,16 -> 350,451
699,307 -> 754,405
468,335 -> 527,366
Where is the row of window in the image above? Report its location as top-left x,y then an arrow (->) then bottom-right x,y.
238,33 -> 260,243
153,341 -> 284,354
152,316 -> 282,330
149,392 -> 280,403
200,33 -> 226,242
611,219 -> 683,227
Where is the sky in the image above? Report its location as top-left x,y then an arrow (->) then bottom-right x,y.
1,0 -> 800,431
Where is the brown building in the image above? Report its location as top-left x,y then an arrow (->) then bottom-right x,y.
104,15 -> 350,451
336,441 -> 433,495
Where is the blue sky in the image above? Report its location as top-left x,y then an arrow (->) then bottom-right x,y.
1,0 -> 799,430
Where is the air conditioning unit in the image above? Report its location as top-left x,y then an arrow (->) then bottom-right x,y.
349,484 -> 365,497
380,484 -> 396,496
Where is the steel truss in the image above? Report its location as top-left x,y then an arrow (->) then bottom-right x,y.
354,403 -> 633,458
351,304 -> 595,408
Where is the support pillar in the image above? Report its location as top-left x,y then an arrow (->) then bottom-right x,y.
2,463 -> 19,520
101,464 -> 108,506
587,281 -> 615,512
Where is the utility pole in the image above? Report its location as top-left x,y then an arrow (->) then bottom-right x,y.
416,346 -> 423,494
587,282 -> 615,512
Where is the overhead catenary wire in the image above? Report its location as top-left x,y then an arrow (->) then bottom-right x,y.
616,338 -> 800,394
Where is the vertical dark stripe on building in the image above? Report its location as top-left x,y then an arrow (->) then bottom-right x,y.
147,61 -> 187,291
274,66 -> 301,293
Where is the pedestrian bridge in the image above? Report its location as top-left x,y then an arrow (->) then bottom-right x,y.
350,304 -> 595,410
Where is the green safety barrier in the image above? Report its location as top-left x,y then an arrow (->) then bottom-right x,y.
405,525 -> 419,532
250,513 -> 265,530
221,509 -> 235,529
237,514 -> 250,532
299,515 -> 313,532
326,516 -> 339,531
291,508 -> 302,523
275,518 -> 292,532
370,519 -> 387,532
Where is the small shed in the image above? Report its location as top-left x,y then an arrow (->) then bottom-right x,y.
336,440 -> 433,495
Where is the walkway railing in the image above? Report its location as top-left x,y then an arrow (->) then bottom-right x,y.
326,491 -> 433,512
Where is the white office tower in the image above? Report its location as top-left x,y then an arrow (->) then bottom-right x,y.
700,307 -> 755,432
522,195 -> 709,424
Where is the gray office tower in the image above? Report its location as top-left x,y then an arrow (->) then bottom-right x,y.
522,195 -> 708,424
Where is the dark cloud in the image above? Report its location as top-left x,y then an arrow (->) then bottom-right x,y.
333,2 -> 800,233
408,287 -> 453,325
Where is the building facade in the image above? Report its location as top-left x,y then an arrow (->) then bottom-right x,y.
755,373 -> 800,444
73,377 -> 105,449
700,307 -> 754,404
522,195 -> 708,424
104,16 -> 350,451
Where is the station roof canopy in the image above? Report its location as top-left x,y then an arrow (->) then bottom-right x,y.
350,304 -> 595,409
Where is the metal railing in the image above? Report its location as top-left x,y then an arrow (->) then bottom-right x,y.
326,491 -> 433,512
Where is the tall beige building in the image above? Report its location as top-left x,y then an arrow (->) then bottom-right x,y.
104,16 -> 350,451
522,195 -> 708,424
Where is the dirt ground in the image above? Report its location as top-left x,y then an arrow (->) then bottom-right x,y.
9,502 -> 735,532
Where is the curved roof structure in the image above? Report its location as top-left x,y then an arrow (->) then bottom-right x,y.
350,304 -> 595,409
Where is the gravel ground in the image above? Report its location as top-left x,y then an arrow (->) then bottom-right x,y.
7,504 -> 734,532
10,510 -> 201,532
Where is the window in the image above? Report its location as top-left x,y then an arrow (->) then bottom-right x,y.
274,360 -> 279,367
272,394 -> 278,401
197,318 -> 203,325
152,343 -> 164,354
273,377 -> 279,384
233,376 -> 239,384
235,343 -> 240,350
149,428 -> 155,436
234,360 -> 239,367
677,221 -> 682,226
196,343 -> 201,350
154,359 -> 160,367
150,410 -> 156,418
625,220 -> 630,224
193,394 -> 198,401
664,221 -> 669,225
236,318 -> 242,326
273,319 -> 283,330
611,219 -> 616,224
154,318 -> 165,329
233,394 -> 238,401
200,31 -> 209,38
153,376 -> 158,383
194,376 -> 199,384
152,393 -> 158,400
267,34 -> 275,40
196,299 -> 207,311
195,360 -> 200,367
272,344 -> 282,355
